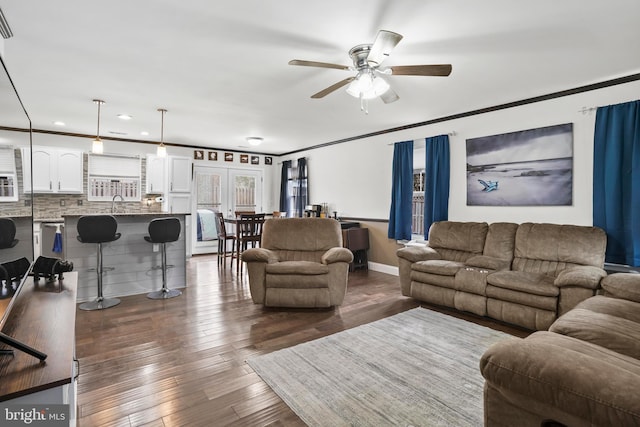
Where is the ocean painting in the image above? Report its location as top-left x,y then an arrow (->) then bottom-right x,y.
466,123 -> 573,206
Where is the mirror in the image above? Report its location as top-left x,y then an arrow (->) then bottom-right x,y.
0,54 -> 33,314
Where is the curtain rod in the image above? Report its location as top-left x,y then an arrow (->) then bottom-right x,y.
277,156 -> 307,165
579,106 -> 598,115
387,132 -> 456,146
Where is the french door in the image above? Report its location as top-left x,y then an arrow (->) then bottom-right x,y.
191,166 -> 262,255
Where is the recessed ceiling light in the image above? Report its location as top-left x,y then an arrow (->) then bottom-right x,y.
117,114 -> 133,120
140,131 -> 149,136
53,121 -> 65,126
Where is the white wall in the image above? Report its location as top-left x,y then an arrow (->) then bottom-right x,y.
280,79 -> 640,226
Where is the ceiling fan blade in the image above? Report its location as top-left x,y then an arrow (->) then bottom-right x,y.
311,77 -> 355,99
289,59 -> 350,71
380,87 -> 399,104
367,30 -> 403,66
389,64 -> 452,76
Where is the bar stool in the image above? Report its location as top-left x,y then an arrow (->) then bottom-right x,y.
0,218 -> 18,249
77,215 -> 121,311
144,217 -> 182,299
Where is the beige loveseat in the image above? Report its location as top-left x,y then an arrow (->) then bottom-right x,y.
480,273 -> 640,426
242,218 -> 353,308
396,221 -> 607,330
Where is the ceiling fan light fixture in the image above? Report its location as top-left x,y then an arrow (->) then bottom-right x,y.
247,137 -> 263,146
91,99 -> 105,154
346,72 -> 390,100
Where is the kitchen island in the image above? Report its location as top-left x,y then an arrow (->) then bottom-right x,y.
63,213 -> 187,302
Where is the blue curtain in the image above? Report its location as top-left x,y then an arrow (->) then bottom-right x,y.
593,100 -> 640,266
279,160 -> 291,214
295,157 -> 308,217
423,135 -> 450,237
388,140 -> 413,240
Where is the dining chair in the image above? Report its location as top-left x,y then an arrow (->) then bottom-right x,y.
215,212 -> 236,269
235,213 -> 265,274
234,210 -> 255,217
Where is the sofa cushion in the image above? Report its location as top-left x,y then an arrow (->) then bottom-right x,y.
261,218 -> 342,251
487,270 -> 558,297
514,223 -> 606,268
428,221 -> 488,254
412,259 -> 465,276
549,295 -> 640,359
482,222 -> 518,260
465,255 -> 510,271
265,261 -> 329,275
601,273 -> 640,303
487,286 -> 558,311
266,273 -> 328,289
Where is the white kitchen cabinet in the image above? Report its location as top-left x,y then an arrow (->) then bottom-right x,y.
22,147 -> 83,193
168,193 -> 191,214
169,156 -> 191,193
146,154 -> 166,194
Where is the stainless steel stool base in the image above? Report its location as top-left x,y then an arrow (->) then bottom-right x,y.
147,289 -> 182,299
79,297 -> 121,311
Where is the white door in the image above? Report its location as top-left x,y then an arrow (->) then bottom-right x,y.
191,167 -> 262,255
192,166 -> 228,255
228,169 -> 263,217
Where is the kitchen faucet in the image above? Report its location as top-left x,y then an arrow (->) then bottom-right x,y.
111,194 -> 124,213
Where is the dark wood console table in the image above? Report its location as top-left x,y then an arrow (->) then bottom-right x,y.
0,271 -> 77,419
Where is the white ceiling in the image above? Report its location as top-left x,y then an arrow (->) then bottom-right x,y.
1,0 -> 639,155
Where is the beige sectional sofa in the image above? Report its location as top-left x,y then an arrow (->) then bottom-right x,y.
480,273 -> 640,426
396,221 -> 607,330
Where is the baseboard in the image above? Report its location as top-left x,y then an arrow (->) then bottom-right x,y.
368,262 -> 399,276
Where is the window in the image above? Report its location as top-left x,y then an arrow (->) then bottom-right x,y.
281,158 -> 308,217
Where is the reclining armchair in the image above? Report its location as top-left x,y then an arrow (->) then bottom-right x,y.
242,218 -> 354,308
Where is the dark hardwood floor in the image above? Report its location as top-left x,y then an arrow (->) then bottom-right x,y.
75,255 -> 529,427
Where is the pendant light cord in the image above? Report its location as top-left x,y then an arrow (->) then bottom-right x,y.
93,99 -> 104,139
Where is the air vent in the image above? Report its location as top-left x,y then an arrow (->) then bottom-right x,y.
0,8 -> 13,39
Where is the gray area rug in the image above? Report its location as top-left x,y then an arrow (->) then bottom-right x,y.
247,307 -> 515,427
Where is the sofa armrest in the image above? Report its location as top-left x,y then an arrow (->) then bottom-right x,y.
481,332 -> 640,426
242,248 -> 279,263
465,255 -> 510,271
396,245 -> 441,263
601,273 -> 640,303
554,265 -> 606,289
322,247 -> 354,264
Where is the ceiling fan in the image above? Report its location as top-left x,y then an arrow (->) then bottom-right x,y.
289,30 -> 452,112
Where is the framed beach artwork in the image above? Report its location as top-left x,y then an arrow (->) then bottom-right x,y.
466,123 -> 573,206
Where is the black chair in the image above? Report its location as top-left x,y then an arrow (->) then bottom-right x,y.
144,217 -> 182,299
0,218 -> 18,249
215,212 -> 235,269
77,215 -> 121,310
235,213 -> 265,274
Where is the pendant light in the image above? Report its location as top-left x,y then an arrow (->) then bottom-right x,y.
157,108 -> 167,158
92,99 -> 105,154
